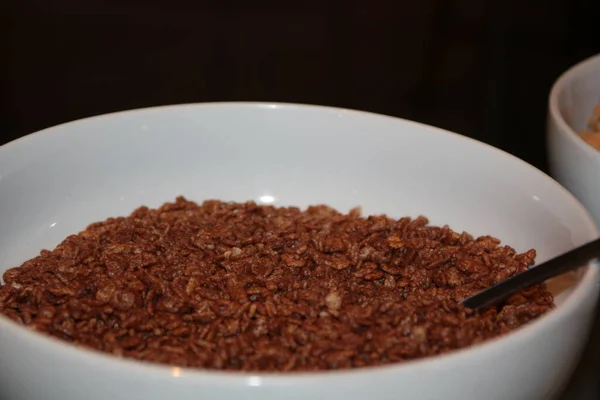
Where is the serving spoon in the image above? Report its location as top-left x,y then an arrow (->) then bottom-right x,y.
461,237 -> 600,312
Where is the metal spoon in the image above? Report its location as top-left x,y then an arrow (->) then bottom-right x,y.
461,237 -> 600,312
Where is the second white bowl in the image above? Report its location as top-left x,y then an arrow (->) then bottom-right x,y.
547,53 -> 600,225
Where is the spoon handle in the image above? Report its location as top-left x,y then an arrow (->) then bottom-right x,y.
461,237 -> 600,312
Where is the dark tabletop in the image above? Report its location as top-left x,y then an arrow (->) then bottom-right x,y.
2,1 -> 599,398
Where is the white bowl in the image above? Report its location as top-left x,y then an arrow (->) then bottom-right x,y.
548,53 -> 600,225
0,103 -> 598,400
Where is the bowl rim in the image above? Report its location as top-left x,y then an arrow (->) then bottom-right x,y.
549,52 -> 600,159
1,101 -> 599,384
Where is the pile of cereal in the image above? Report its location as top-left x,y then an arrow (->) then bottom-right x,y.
580,104 -> 600,150
0,198 -> 553,371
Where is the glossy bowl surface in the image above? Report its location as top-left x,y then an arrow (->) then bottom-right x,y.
1,103 -> 598,400
548,53 -> 600,224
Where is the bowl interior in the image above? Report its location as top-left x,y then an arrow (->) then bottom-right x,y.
0,103 -> 597,307
554,54 -> 600,135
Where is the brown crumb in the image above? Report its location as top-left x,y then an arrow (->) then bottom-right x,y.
579,104 -> 600,150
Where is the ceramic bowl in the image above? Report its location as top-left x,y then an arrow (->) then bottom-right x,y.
1,103 -> 598,400
548,53 -> 600,225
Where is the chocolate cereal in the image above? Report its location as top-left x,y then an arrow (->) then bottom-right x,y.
0,197 -> 554,371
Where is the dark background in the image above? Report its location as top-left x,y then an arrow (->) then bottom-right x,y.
2,0 -> 600,398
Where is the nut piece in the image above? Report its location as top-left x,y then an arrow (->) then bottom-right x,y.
325,291 -> 342,316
